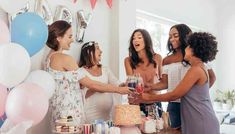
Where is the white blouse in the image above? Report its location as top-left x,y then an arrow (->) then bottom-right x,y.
163,62 -> 212,102
163,62 -> 190,102
80,67 -> 122,123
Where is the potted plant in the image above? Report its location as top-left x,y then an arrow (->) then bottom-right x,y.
221,90 -> 235,110
213,90 -> 223,110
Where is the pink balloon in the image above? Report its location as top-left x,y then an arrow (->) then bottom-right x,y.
0,83 -> 7,116
6,83 -> 49,126
0,19 -> 10,44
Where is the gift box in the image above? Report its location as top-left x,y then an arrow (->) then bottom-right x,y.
156,118 -> 164,130
140,117 -> 156,133
94,120 -> 109,134
109,127 -> 120,134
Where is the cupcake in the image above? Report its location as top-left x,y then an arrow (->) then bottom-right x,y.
67,116 -> 73,122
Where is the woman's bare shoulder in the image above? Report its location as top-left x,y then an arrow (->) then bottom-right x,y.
124,57 -> 131,63
163,55 -> 173,65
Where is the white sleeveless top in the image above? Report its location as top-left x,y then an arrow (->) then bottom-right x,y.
163,62 -> 211,102
44,53 -> 85,127
163,62 -> 190,102
80,67 -> 122,123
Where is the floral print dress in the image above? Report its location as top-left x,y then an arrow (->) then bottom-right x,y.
45,57 -> 85,128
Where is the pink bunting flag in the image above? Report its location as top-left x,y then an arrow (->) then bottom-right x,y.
90,0 -> 97,10
106,0 -> 112,8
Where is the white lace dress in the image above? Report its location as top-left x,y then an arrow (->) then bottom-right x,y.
45,58 -> 85,128
80,67 -> 122,123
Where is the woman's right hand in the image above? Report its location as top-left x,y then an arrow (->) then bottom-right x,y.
116,86 -> 132,94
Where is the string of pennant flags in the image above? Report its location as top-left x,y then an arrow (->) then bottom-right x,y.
72,0 -> 112,9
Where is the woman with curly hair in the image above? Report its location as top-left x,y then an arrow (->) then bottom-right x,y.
145,24 -> 216,129
136,32 -> 219,134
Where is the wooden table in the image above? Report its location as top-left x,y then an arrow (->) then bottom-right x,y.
157,129 -> 181,134
142,129 -> 181,134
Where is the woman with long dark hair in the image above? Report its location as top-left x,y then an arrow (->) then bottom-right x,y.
124,28 -> 163,117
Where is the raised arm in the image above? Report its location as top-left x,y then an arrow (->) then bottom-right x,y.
141,66 -> 201,102
154,54 -> 163,78
79,76 -> 131,95
124,57 -> 134,75
149,74 -> 168,91
208,69 -> 216,88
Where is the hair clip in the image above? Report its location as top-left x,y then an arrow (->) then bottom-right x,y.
82,41 -> 96,50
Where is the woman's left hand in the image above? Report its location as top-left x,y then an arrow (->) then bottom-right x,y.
141,93 -> 153,101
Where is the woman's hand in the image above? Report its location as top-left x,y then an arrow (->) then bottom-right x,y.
144,83 -> 153,92
119,82 -> 127,87
117,86 -> 133,94
141,93 -> 153,101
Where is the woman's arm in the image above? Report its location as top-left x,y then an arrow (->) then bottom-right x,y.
149,74 -> 168,91
124,57 -> 134,75
79,76 -> 131,94
154,54 -> 163,77
208,69 -> 216,88
141,67 -> 201,102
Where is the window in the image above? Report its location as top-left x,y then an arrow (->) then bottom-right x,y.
136,9 -> 202,111
136,9 -> 201,58
136,16 -> 170,57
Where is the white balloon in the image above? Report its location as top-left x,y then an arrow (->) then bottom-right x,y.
25,70 -> 55,99
0,43 -> 31,88
0,0 -> 29,14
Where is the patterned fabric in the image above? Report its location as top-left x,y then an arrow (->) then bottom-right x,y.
45,56 -> 85,127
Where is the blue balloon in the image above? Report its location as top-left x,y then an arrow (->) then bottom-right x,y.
11,12 -> 48,57
0,113 -> 7,127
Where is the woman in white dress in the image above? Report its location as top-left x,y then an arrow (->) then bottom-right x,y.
79,41 -> 124,123
45,21 -> 131,130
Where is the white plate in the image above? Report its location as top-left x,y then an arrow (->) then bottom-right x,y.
55,120 -> 76,126
52,130 -> 80,134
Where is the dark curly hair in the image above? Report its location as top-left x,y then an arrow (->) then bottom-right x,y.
128,29 -> 156,69
47,20 -> 71,51
167,24 -> 192,64
187,32 -> 218,63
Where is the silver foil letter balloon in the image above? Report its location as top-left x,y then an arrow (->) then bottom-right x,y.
76,10 -> 92,43
34,0 -> 53,25
53,5 -> 72,24
9,2 -> 30,25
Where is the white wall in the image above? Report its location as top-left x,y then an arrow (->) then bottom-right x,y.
136,0 -> 218,34
216,1 -> 235,90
